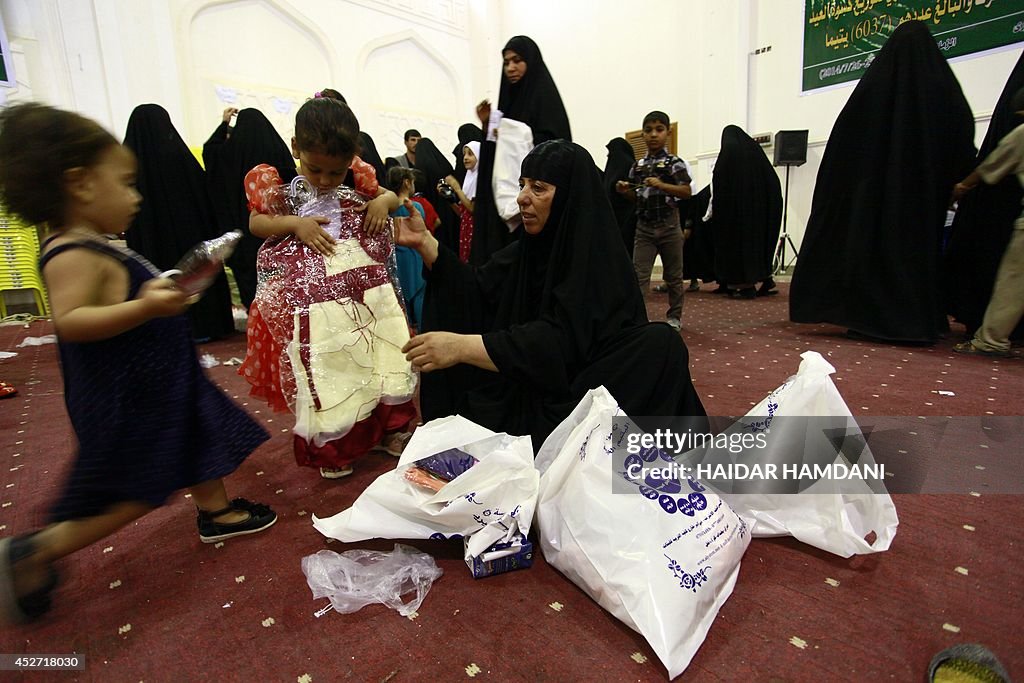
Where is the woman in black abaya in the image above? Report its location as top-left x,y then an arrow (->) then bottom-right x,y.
603,137 -> 638,256
397,140 -> 706,450
789,20 -> 976,342
203,107 -> 296,310
707,125 -> 782,298
124,104 -> 234,341
413,138 -> 460,250
944,50 -> 1024,339
470,35 -> 571,265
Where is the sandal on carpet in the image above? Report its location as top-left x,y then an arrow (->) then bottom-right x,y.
928,643 -> 1010,683
952,341 -> 1009,358
373,431 -> 412,458
0,382 -> 17,399
319,466 -> 354,480
0,535 -> 59,625
197,498 -> 277,543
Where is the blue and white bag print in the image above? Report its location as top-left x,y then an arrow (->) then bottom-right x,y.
535,387 -> 750,679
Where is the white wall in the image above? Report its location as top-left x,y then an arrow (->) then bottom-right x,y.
0,0 -> 476,161
1,0 -> 1020,250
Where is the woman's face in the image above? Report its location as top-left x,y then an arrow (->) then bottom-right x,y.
517,177 -> 555,234
503,50 -> 527,84
463,146 -> 478,170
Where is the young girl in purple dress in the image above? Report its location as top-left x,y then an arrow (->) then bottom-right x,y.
0,104 -> 276,625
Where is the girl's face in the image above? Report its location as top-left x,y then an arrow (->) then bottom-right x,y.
516,177 -> 555,235
463,146 -> 478,170
291,141 -> 352,191
503,50 -> 527,84
75,145 -> 141,234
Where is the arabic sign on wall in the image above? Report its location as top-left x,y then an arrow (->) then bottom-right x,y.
803,0 -> 1024,92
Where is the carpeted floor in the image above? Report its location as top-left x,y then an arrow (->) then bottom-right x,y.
0,281 -> 1020,682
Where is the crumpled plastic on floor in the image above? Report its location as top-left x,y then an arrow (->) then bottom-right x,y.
199,353 -> 219,368
17,335 -> 57,347
0,351 -> 17,360
221,357 -> 244,366
301,544 -> 442,617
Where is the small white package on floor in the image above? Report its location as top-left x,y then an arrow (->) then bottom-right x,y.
535,387 -> 750,679
701,351 -> 898,558
312,415 -> 538,558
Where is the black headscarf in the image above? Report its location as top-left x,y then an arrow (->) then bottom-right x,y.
202,108 -> 296,309
603,137 -> 638,254
358,131 -> 386,183
413,138 -> 459,249
497,36 -> 571,144
124,104 -> 234,341
789,20 -> 976,343
708,125 -> 782,285
944,50 -> 1024,338
421,141 -> 705,448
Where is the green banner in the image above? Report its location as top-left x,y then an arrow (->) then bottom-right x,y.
803,0 -> 1024,92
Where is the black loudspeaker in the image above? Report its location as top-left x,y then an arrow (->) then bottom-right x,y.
773,130 -> 808,167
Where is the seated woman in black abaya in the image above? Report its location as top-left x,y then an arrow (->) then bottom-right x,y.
396,140 -> 706,450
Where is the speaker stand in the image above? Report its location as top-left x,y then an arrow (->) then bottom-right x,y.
773,164 -> 800,275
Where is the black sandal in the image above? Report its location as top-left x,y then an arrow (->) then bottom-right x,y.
0,534 -> 59,624
196,498 -> 277,544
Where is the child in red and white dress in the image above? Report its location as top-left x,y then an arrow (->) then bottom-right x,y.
240,97 -> 417,479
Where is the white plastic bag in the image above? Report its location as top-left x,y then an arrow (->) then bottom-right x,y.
535,387 -> 750,679
312,415 -> 538,558
301,544 -> 442,617
706,351 -> 898,557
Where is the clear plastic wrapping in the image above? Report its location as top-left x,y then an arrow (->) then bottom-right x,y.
162,230 -> 242,298
301,544 -> 443,617
248,176 -> 416,444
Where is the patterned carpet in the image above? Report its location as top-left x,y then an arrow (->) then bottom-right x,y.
0,281 -> 1020,682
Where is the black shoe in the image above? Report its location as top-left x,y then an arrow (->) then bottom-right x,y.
757,279 -> 778,296
729,287 -> 757,300
0,534 -> 59,624
197,498 -> 277,543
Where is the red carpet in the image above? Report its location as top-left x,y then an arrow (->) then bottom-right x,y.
0,282 -> 1020,681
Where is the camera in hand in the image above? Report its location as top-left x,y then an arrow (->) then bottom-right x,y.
438,180 -> 459,204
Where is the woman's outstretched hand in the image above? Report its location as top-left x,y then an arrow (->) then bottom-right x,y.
402,331 -> 463,372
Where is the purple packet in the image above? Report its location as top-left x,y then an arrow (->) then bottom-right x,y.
414,448 -> 477,482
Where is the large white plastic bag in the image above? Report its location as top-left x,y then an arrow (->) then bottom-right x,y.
301,544 -> 442,617
312,415 -> 538,558
705,351 -> 898,557
535,387 -> 750,679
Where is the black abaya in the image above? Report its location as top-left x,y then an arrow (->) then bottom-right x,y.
708,126 -> 782,286
944,50 -> 1024,338
603,137 -> 637,256
469,36 -> 572,266
413,138 -> 460,251
202,108 -> 296,310
124,104 -> 234,341
684,185 -> 717,283
789,20 -> 976,343
420,141 -> 705,450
